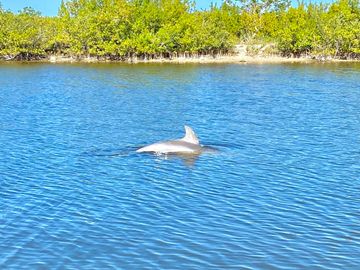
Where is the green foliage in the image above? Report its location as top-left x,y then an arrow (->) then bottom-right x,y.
274,0 -> 360,57
321,0 -> 360,57
275,5 -> 316,55
0,0 -> 359,59
0,6 -> 54,58
236,0 -> 290,14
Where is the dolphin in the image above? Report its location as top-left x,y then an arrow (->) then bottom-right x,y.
136,126 -> 202,154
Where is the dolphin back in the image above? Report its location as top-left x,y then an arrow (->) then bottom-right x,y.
136,141 -> 201,153
136,125 -> 201,154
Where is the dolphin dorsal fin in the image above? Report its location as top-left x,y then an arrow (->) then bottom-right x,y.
181,125 -> 199,145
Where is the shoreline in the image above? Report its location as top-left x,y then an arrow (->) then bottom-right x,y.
1,53 -> 359,64
48,54 -> 316,64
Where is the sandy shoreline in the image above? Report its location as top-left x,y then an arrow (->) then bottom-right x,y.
47,54 -> 317,64
1,53 -> 358,64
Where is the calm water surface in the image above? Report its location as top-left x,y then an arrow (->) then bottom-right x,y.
0,62 -> 359,269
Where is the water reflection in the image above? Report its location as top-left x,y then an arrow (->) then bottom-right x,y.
145,146 -> 218,167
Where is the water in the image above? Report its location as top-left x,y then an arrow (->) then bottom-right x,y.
0,62 -> 359,269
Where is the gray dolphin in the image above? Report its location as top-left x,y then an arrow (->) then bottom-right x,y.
136,126 -> 202,154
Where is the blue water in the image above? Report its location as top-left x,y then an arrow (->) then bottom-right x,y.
0,62 -> 359,269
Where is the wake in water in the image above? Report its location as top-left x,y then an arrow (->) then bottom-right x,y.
82,146 -> 139,158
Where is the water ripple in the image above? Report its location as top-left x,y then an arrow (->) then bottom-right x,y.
0,63 -> 360,269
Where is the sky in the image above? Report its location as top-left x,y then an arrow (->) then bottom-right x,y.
0,0 -> 333,16
0,0 -> 224,16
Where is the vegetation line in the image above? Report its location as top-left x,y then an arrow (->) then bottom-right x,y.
0,0 -> 359,61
